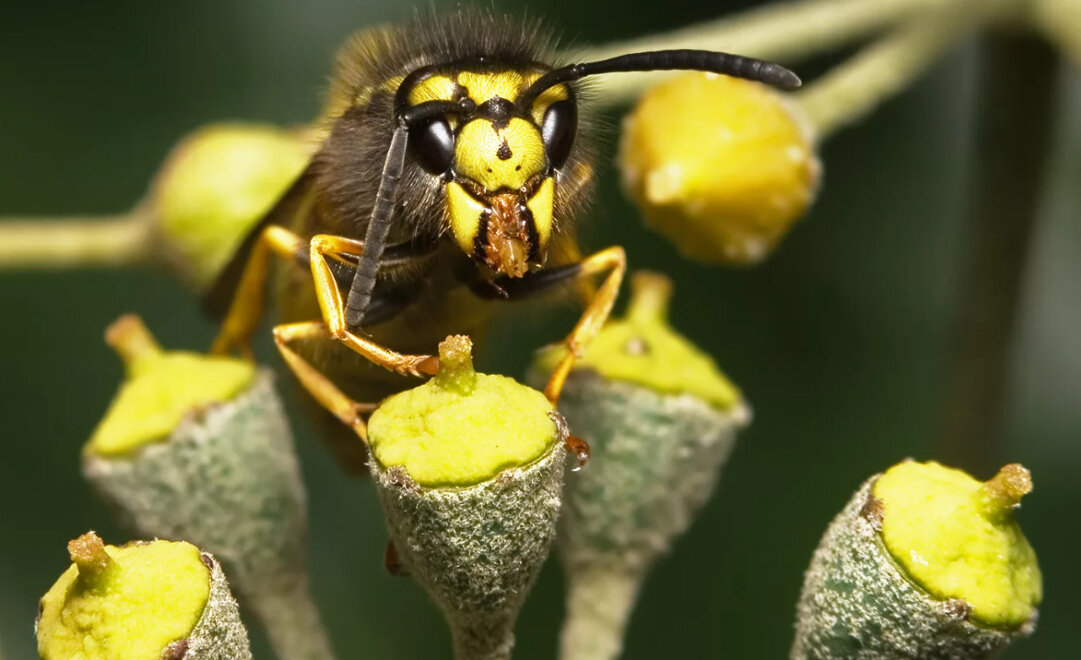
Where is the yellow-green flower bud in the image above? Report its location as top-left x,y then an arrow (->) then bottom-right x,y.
83,315 -> 334,660
151,123 -> 311,289
620,73 -> 820,265
792,460 -> 1041,659
368,335 -> 567,660
37,532 -> 250,660
532,272 -> 748,660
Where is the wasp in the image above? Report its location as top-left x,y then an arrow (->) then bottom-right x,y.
205,9 -> 799,469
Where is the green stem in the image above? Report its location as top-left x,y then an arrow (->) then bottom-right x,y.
559,567 -> 641,660
448,614 -> 516,660
797,0 -> 1004,138
0,210 -> 152,270
577,0 -> 964,107
939,32 -> 1059,472
246,573 -> 337,660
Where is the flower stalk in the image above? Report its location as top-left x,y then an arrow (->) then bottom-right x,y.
797,0 -> 1012,139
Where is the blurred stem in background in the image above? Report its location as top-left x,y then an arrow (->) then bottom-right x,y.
939,32 -> 1059,474
0,210 -> 151,269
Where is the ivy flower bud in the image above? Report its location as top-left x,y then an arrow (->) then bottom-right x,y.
367,335 -> 567,660
620,72 -> 820,265
37,532 -> 251,660
532,272 -> 749,660
792,460 -> 1042,659
82,315 -> 334,660
151,123 -> 311,289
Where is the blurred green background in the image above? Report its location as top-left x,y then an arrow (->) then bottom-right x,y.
1,1 -> 1078,658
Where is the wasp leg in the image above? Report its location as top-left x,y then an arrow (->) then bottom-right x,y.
272,321 -> 374,441
543,246 -> 627,405
211,225 -> 306,357
308,234 -> 440,378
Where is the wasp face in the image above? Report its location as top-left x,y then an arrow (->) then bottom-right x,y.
403,69 -> 577,278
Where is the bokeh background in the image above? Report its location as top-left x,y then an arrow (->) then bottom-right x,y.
1,0 -> 1078,658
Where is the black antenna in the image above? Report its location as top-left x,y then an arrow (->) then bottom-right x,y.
517,49 -> 801,110
343,97 -> 476,329
343,124 -> 408,330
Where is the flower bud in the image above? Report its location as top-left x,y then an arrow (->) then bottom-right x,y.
151,123 -> 312,289
620,72 -> 820,265
82,315 -> 334,660
532,272 -> 749,660
37,532 -> 251,660
792,460 -> 1041,659
367,335 -> 567,660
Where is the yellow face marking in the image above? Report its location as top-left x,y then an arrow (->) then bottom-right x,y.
446,181 -> 487,254
531,84 -> 569,124
407,75 -> 457,105
455,117 -> 546,192
526,177 -> 555,248
458,71 -> 533,105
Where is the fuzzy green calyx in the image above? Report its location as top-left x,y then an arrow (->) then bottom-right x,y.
874,461 -> 1041,628
368,335 -> 558,487
154,123 -> 311,289
38,533 -> 211,660
536,272 -> 740,410
87,315 -> 255,457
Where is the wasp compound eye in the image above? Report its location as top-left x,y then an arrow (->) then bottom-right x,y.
411,116 -> 455,173
541,100 -> 577,169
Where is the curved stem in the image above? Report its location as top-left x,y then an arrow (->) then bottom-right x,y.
246,572 -> 338,660
797,0 -> 1004,139
559,567 -> 641,660
0,210 -> 152,270
575,0 -> 964,107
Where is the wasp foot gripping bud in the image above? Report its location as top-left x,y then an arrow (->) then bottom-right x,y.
151,123 -> 311,289
532,272 -> 749,660
82,315 -> 335,660
37,531 -> 251,660
367,335 -> 567,660
792,460 -> 1042,659
620,72 -> 820,265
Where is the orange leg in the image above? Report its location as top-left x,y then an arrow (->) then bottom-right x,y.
307,234 -> 439,377
211,229 -> 439,436
211,225 -> 304,357
272,321 -> 373,441
544,246 -> 627,405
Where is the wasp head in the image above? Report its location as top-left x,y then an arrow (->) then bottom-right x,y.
400,68 -> 578,278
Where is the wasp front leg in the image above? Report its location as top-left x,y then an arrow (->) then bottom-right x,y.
306,234 -> 440,378
543,246 -> 627,404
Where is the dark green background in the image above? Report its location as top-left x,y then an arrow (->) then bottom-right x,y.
1,1 -> 1078,658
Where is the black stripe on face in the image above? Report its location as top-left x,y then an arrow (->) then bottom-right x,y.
473,209 -> 490,262
521,203 -> 540,263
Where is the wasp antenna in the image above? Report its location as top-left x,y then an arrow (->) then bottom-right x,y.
344,124 -> 410,329
345,97 -> 479,328
517,49 -> 801,109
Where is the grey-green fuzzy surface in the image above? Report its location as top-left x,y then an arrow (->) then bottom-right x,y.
83,371 -> 335,660
545,371 -> 747,660
175,553 -> 253,660
553,372 -> 747,573
371,443 -> 568,660
791,478 -> 1034,660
